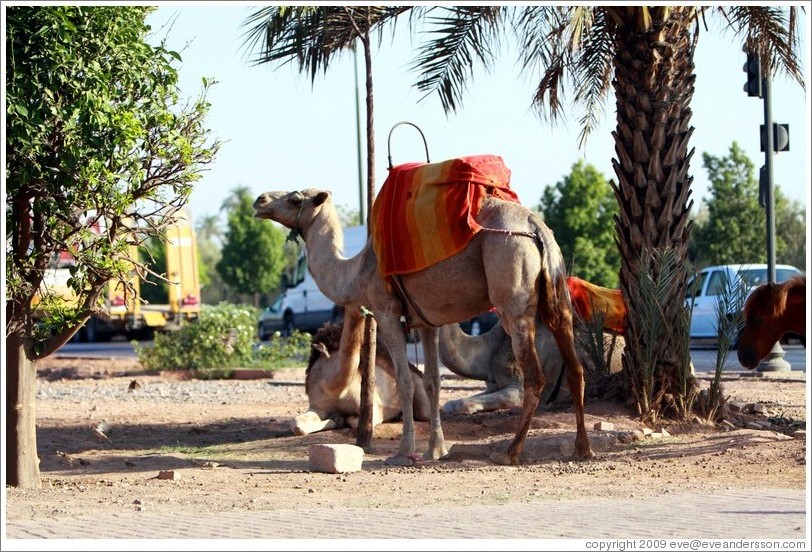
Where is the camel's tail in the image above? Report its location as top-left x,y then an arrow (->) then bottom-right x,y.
566,276 -> 627,334
534,224 -> 570,333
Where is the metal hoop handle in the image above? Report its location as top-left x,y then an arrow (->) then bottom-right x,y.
387,121 -> 430,170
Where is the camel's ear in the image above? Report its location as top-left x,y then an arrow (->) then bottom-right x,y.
312,191 -> 331,206
312,342 -> 330,358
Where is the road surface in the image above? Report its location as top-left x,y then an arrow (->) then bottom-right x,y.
55,338 -> 807,373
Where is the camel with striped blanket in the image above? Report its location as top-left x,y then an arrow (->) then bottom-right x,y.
254,181 -> 593,465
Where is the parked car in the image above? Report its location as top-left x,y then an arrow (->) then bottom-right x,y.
258,226 -> 368,340
257,293 -> 287,340
459,309 -> 500,336
685,263 -> 804,342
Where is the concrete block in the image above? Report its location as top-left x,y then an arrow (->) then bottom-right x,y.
308,444 -> 364,473
593,421 -> 615,431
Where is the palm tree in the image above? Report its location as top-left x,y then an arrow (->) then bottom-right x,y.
241,7 -> 415,445
400,5 -> 804,422
241,5 -> 804,422
241,6 -> 412,226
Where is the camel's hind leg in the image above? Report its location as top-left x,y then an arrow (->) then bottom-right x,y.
546,298 -> 594,460
490,314 -> 543,465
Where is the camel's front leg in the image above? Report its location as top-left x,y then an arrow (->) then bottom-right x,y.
290,410 -> 344,435
419,327 -> 447,460
442,385 -> 523,414
378,316 -> 420,466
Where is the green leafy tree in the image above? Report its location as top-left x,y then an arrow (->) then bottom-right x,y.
5,6 -> 220,487
196,214 -> 234,304
692,142 -> 806,270
692,143 -> 766,266
539,161 -> 620,288
773,189 -> 806,270
216,188 -> 286,307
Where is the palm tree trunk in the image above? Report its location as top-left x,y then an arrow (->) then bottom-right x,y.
610,7 -> 698,421
358,7 -> 377,445
6,331 -> 42,488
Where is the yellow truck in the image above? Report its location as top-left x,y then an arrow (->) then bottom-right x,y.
37,211 -> 202,342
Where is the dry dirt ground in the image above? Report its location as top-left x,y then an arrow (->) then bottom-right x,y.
5,356 -> 808,521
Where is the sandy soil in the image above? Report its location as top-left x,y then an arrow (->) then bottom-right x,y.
5,357 -> 807,521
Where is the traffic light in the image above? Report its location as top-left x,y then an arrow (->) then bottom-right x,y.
743,52 -> 762,97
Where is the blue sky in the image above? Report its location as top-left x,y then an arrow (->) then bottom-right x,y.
146,4 -> 810,229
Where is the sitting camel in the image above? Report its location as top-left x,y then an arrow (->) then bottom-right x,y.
292,319 -> 430,435
254,181 -> 592,465
440,321 -> 624,414
441,276 -> 627,414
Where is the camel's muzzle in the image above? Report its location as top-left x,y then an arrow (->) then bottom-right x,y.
253,192 -> 283,217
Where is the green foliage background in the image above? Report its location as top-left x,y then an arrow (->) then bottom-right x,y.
690,142 -> 806,269
538,160 -> 621,287
217,190 -> 286,306
134,302 -> 311,374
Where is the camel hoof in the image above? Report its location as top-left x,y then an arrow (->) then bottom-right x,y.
488,451 -> 517,465
384,454 -> 423,467
572,449 -> 596,461
423,448 -> 448,462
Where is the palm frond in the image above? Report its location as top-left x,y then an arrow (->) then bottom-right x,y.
411,6 -> 506,113
514,6 -> 575,123
241,6 -> 410,83
572,9 -> 615,147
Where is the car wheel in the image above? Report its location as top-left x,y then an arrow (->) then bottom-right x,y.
257,323 -> 267,341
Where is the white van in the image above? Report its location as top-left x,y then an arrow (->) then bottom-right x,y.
259,225 -> 368,338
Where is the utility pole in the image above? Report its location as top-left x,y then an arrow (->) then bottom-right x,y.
353,45 -> 364,227
743,48 -> 791,372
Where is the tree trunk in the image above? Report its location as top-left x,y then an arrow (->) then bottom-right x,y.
356,312 -> 377,450
610,7 -> 698,421
358,9 -> 377,443
6,332 -> 42,488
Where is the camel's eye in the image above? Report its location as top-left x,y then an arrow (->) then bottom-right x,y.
289,194 -> 303,206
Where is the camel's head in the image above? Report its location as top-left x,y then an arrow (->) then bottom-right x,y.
253,189 -> 332,236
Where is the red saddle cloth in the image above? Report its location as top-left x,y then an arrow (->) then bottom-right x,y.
371,155 -> 519,280
567,276 -> 627,334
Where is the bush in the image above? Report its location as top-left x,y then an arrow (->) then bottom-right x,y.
253,330 -> 312,368
134,302 -> 310,375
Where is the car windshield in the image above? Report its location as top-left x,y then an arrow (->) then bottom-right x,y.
267,295 -> 284,313
737,267 -> 801,288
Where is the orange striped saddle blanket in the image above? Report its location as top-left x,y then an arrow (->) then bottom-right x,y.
371,155 -> 519,280
567,276 -> 627,334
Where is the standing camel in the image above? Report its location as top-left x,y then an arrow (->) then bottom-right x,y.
253,187 -> 593,465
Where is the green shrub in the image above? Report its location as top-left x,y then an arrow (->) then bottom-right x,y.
134,302 -> 311,374
253,329 -> 312,368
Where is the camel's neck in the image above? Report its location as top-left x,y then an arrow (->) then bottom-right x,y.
300,207 -> 366,306
438,324 -> 498,381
